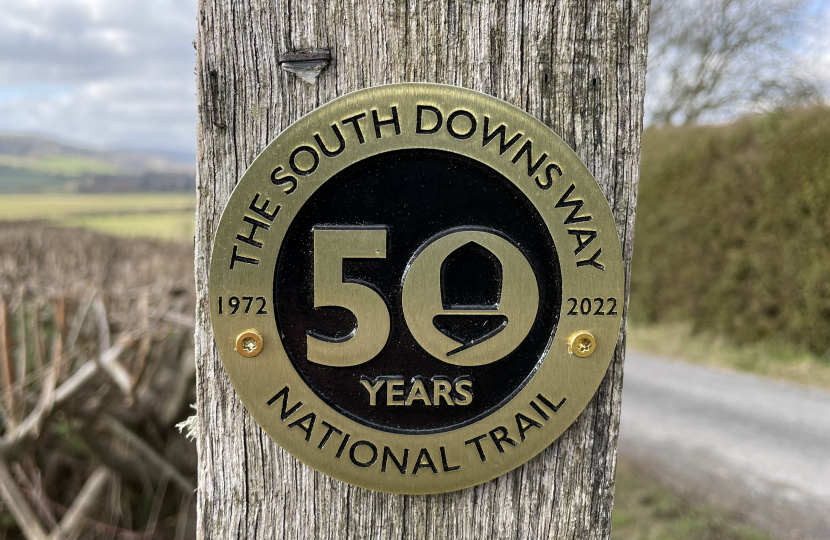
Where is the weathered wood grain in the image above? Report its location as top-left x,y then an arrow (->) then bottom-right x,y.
194,1 -> 649,538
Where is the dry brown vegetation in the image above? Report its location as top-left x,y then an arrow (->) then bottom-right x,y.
0,222 -> 196,539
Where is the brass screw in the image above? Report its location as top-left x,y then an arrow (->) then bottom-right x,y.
236,329 -> 264,357
569,332 -> 596,358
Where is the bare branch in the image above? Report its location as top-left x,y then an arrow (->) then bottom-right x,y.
0,365 -> 57,459
101,416 -> 194,494
97,341 -> 132,398
64,290 -> 95,353
92,297 -> 111,354
50,299 -> 65,387
54,338 -> 130,406
75,424 -> 150,492
646,0 -> 822,125
48,466 -> 112,540
13,465 -> 58,532
15,295 -> 27,421
1,339 -> 131,458
130,294 -> 150,389
0,455 -> 48,540
149,309 -> 195,329
174,493 -> 192,540
143,474 -> 168,536
159,348 -> 196,428
0,297 -> 16,427
31,303 -> 45,383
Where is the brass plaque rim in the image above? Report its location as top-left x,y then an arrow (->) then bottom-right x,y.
208,83 -> 624,494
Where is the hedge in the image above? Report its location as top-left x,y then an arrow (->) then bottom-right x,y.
630,107 -> 830,356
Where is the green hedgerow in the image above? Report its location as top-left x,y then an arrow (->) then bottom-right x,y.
630,107 -> 830,357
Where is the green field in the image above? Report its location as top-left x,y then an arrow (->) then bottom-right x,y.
0,154 -> 118,176
0,193 -> 195,240
0,153 -> 121,193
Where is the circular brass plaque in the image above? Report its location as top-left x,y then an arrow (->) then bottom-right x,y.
209,83 -> 623,494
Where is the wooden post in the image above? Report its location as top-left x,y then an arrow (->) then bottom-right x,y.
194,2 -> 649,538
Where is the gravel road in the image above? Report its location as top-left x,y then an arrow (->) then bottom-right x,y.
618,352 -> 830,540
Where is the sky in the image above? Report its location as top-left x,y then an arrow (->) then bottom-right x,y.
0,0 -> 197,155
0,0 -> 827,156
803,1 -> 830,85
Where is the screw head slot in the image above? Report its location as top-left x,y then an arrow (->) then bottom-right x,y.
236,329 -> 264,357
569,332 -> 596,358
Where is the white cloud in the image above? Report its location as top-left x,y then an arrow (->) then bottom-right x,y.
2,0 -> 826,149
801,3 -> 830,85
0,0 -> 197,153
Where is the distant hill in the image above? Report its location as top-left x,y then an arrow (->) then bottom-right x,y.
0,134 -> 195,193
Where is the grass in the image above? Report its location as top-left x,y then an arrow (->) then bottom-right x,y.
0,193 -> 195,240
0,167 -> 81,192
628,322 -> 830,390
612,461 -> 771,540
0,154 -> 117,176
0,155 -> 121,192
63,212 -> 195,240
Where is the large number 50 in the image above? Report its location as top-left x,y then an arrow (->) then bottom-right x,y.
306,228 -> 539,368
